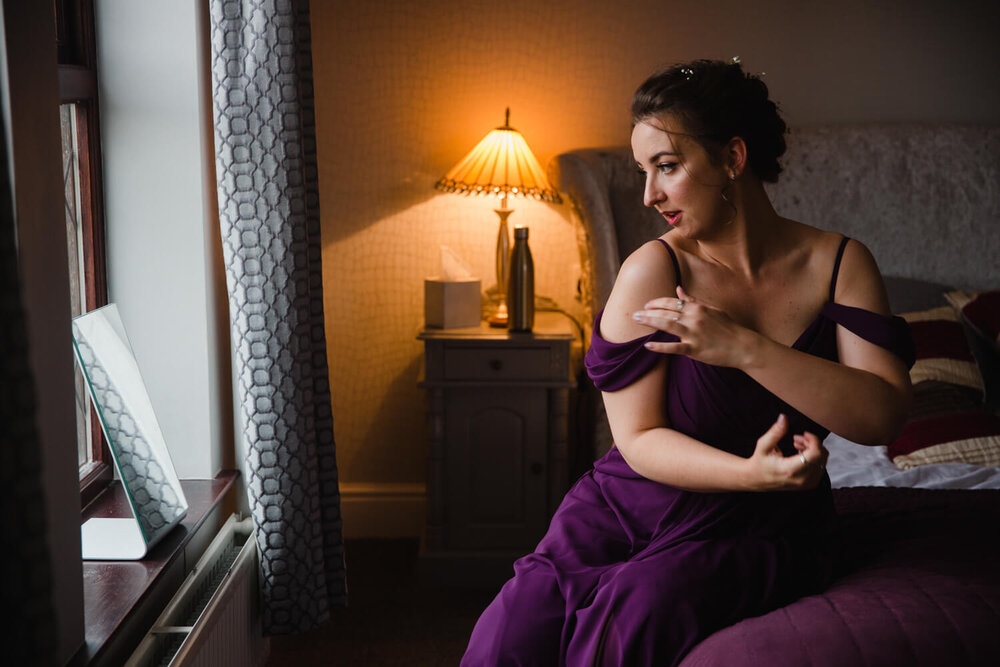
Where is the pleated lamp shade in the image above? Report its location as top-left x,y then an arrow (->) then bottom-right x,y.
435,109 -> 562,204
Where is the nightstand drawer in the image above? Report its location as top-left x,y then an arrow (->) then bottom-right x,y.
444,346 -> 553,380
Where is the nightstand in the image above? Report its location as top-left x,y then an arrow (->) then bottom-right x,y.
417,311 -> 579,587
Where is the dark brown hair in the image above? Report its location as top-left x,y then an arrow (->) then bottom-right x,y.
631,59 -> 787,183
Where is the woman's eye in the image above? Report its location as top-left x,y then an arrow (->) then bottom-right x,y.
635,167 -> 646,176
657,162 -> 677,173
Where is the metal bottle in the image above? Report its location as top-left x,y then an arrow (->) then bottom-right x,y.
508,226 -> 534,332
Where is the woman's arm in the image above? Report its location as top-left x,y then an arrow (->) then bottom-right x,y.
640,240 -> 912,445
743,240 -> 912,444
600,241 -> 826,492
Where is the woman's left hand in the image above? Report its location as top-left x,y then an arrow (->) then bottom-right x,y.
633,286 -> 757,368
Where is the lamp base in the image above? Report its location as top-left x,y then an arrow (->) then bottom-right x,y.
488,302 -> 509,327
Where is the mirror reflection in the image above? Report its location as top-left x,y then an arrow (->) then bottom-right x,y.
73,303 -> 188,556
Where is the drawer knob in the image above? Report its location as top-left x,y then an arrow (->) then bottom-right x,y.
489,359 -> 504,371
531,462 -> 544,475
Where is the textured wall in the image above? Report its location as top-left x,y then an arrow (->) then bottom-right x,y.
310,0 -> 1000,490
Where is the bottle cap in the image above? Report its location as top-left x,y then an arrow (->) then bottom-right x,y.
514,226 -> 529,239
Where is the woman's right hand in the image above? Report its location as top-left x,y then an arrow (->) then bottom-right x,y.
747,414 -> 829,491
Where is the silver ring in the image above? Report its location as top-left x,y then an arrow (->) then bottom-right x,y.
677,300 -> 685,311
799,453 -> 808,466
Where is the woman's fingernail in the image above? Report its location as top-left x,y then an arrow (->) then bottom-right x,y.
643,342 -> 654,349
632,312 -> 643,321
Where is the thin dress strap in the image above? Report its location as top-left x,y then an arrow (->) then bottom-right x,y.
654,238 -> 683,288
828,236 -> 851,301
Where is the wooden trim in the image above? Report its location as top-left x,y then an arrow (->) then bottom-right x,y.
73,99 -> 111,497
56,0 -> 97,68
74,102 -> 107,311
79,460 -> 112,510
60,0 -> 111,502
58,66 -> 97,102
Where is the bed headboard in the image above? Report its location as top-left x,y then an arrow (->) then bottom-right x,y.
550,124 -> 1000,323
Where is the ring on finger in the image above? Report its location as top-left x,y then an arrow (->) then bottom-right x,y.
677,299 -> 685,311
798,453 -> 808,466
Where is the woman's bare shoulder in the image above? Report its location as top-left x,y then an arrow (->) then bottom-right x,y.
601,239 -> 679,343
788,221 -> 890,314
834,237 -> 892,314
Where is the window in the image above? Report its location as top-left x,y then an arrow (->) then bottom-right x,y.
55,0 -> 110,506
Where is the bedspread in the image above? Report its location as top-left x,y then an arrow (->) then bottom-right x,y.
680,487 -> 1000,666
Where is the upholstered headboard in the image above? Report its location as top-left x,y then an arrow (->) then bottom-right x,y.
550,124 -> 1000,323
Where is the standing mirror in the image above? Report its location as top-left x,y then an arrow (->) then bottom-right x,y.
73,303 -> 188,559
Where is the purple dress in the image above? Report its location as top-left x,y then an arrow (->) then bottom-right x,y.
461,237 -> 914,666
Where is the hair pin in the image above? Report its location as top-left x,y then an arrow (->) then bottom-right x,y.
680,67 -> 694,80
731,55 -> 741,64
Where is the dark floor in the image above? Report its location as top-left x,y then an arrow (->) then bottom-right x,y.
266,540 -> 498,666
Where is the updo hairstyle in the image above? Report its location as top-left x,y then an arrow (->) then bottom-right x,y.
631,59 -> 787,183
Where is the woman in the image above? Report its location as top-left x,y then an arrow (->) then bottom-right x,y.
461,59 -> 914,666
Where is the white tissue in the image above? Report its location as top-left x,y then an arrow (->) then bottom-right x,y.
436,245 -> 476,281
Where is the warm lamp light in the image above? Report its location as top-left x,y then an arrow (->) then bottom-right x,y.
435,108 -> 562,326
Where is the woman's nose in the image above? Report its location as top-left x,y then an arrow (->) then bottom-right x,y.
643,175 -> 665,208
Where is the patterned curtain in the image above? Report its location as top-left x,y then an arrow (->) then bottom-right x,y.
0,83 -> 57,663
209,0 -> 346,634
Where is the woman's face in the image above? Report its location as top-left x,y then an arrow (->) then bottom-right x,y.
631,117 -> 731,239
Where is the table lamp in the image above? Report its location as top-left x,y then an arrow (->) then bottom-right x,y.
435,108 -> 562,326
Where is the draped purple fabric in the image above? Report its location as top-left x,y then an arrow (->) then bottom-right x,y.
462,237 -> 915,666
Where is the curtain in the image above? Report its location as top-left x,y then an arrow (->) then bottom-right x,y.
209,0 -> 346,634
0,81 -> 57,663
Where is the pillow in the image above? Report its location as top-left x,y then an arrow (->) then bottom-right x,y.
946,289 -> 1000,411
946,289 -> 1000,350
886,306 -> 1000,469
888,381 -> 1000,469
901,306 -> 984,395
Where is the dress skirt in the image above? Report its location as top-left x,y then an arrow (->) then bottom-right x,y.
461,448 -> 836,667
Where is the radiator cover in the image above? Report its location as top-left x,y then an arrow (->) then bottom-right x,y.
126,514 -> 266,667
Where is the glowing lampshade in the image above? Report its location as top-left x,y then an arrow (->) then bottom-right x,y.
435,111 -> 562,203
435,109 -> 561,326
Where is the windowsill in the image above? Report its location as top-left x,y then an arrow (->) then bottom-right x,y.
71,470 -> 239,667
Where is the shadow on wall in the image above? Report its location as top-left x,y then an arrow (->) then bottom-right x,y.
320,169 -> 443,245
353,354 -> 427,481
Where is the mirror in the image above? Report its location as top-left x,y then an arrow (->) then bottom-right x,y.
73,303 -> 188,559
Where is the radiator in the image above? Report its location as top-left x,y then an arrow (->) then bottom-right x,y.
126,514 -> 267,667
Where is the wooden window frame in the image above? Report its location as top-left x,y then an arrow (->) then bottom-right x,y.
56,0 -> 112,507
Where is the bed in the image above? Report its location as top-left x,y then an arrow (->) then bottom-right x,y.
549,124 -> 1000,665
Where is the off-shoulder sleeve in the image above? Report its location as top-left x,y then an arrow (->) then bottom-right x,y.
822,302 -> 916,369
585,309 -> 679,391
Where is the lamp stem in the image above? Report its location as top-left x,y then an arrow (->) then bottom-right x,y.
489,197 -> 513,327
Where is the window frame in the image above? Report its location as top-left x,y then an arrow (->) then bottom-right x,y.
56,0 -> 112,507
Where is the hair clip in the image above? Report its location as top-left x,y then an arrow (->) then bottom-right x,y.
680,67 -> 694,80
731,55 -> 741,64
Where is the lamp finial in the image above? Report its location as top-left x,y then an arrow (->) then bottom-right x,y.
504,107 -> 510,128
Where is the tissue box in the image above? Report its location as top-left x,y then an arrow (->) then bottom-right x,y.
424,279 -> 481,328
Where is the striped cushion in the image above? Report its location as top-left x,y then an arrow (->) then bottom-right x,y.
888,306 -> 1000,469
901,306 -> 984,395
889,381 -> 1000,469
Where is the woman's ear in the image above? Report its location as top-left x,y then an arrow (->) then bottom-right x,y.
724,136 -> 748,178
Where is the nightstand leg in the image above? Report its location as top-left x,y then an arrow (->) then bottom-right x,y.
426,387 -> 446,550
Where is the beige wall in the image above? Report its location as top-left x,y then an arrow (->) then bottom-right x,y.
311,0 -> 1000,533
